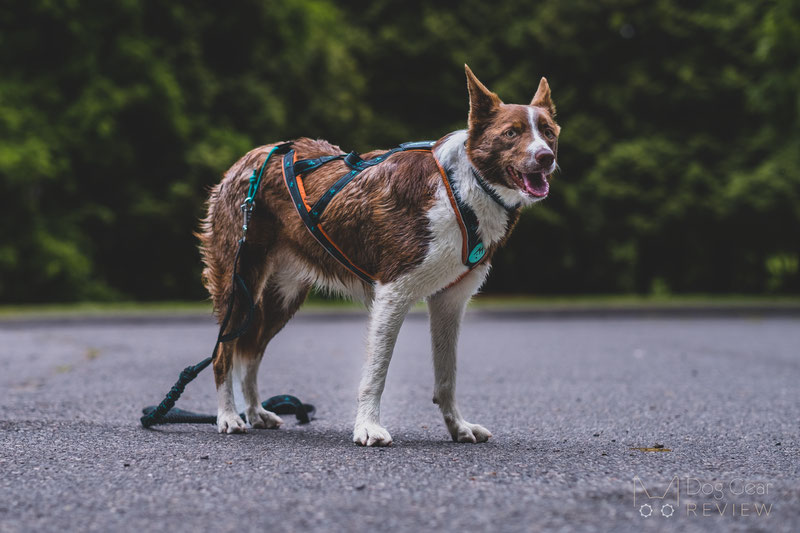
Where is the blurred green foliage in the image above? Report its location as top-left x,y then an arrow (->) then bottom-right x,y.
0,0 -> 798,302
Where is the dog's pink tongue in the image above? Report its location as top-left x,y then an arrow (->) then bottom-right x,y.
523,172 -> 549,197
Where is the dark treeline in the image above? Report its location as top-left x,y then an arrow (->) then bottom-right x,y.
1,0 -> 798,302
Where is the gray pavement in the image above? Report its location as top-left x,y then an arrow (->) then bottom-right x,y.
1,311 -> 798,532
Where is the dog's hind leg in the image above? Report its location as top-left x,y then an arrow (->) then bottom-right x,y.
211,243 -> 273,433
353,282 -> 415,447
215,341 -> 247,433
427,265 -> 492,443
237,279 -> 309,429
213,243 -> 274,433
239,352 -> 282,430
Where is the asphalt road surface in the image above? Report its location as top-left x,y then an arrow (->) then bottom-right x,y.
1,311 -> 798,532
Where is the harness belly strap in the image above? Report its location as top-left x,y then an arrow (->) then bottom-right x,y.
281,140 -> 488,285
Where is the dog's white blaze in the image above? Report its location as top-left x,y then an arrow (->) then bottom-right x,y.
443,130 -> 539,209
527,107 -> 550,160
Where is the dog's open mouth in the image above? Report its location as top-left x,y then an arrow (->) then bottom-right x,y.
507,167 -> 549,198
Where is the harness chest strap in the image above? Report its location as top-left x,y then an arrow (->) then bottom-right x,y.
281,141 -> 491,285
431,157 -> 487,267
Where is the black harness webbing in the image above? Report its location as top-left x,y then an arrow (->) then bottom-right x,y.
282,150 -> 375,284
282,140 -> 506,284
470,167 -> 519,212
442,166 -> 486,267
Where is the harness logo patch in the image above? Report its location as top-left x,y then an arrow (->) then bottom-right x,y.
468,243 -> 486,263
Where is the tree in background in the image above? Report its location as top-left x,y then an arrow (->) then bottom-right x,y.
0,0 -> 367,301
0,0 -> 797,302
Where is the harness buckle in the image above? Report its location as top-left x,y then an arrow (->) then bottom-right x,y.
344,151 -> 364,170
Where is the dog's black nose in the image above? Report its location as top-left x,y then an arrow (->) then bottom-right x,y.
535,150 -> 554,168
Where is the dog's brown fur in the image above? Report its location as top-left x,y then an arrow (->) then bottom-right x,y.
198,66 -> 559,440
199,139 -> 450,386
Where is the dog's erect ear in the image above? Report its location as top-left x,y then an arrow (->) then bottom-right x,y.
465,64 -> 501,127
531,77 -> 555,115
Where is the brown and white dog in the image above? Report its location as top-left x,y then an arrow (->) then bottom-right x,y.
198,65 -> 560,445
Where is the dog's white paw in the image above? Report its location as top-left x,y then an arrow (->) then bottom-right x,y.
449,421 -> 492,443
353,422 -> 393,447
246,406 -> 283,429
217,411 -> 247,434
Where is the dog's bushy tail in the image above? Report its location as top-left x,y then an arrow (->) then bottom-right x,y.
196,146 -> 279,318
197,182 -> 233,317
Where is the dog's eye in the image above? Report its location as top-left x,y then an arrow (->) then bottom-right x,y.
543,128 -> 555,140
504,129 -> 517,138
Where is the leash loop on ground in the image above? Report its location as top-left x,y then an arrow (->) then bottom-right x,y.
139,142 -> 311,429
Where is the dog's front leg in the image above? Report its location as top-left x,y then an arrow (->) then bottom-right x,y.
353,283 -> 413,446
427,266 -> 492,443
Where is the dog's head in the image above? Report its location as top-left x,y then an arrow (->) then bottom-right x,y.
464,65 -> 560,206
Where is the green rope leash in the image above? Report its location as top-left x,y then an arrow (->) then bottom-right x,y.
247,145 -> 275,203
141,143 -> 299,428
240,144 -> 280,240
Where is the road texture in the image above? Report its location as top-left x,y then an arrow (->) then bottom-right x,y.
1,310 -> 798,532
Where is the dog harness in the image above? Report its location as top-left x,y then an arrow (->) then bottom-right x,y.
281,140 -> 517,285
